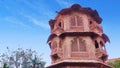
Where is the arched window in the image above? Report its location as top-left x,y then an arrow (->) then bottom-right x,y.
89,19 -> 93,25
77,16 -> 83,26
57,20 -> 64,29
100,41 -> 103,46
70,16 -> 76,26
95,40 -> 99,48
79,38 -> 86,51
59,40 -> 62,48
71,37 -> 86,52
100,41 -> 105,50
52,41 -> 57,49
71,38 -> 78,52
70,16 -> 83,27
58,22 -> 62,27
51,41 -> 57,52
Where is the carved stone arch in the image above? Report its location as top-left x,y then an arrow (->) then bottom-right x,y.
95,40 -> 99,49
102,33 -> 110,43
47,34 -> 57,43
70,15 -> 76,26
76,15 -> 83,26
79,38 -> 87,52
71,37 -> 78,52
57,20 -> 64,29
70,15 -> 83,27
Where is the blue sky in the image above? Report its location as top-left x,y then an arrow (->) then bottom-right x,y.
0,0 -> 120,66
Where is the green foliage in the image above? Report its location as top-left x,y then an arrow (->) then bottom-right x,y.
3,63 -> 9,68
113,60 -> 120,68
108,60 -> 120,68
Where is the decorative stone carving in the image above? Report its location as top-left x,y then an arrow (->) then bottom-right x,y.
47,4 -> 111,68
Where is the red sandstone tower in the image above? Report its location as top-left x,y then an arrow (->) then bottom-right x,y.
47,4 -> 111,68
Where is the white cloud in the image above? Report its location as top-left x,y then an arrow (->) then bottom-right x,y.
21,14 -> 49,29
55,0 -> 72,8
3,17 -> 30,28
9,0 -> 53,30
20,0 -> 37,9
30,18 -> 50,29
22,0 -> 55,18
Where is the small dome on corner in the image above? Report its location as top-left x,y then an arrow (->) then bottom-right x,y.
71,4 -> 81,9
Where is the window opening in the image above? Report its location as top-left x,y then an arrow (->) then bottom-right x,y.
89,20 -> 92,25
52,54 -> 59,61
71,38 -> 78,52
51,41 -> 57,53
71,37 -> 86,52
52,41 -> 57,49
100,41 -> 105,50
95,40 -> 99,48
77,16 -> 83,26
79,38 -> 86,51
70,16 -> 83,27
70,16 -> 76,26
102,46 -> 105,50
100,41 -> 104,46
58,22 -> 62,27
59,40 -> 62,48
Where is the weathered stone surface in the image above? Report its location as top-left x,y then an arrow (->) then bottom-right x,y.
47,4 -> 111,68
